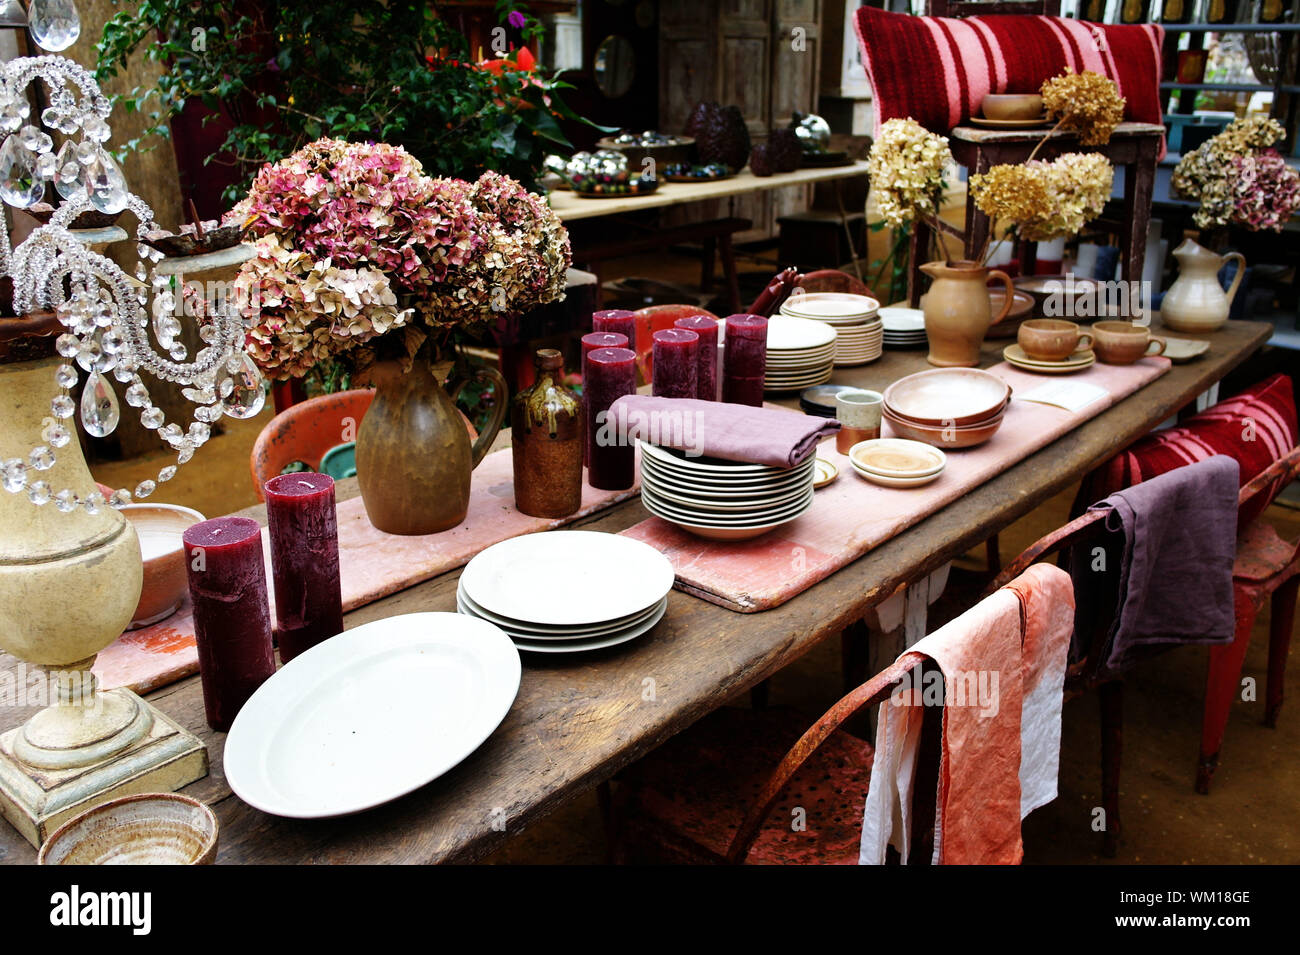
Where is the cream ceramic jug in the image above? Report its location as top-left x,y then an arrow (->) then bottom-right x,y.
1161,239 -> 1245,333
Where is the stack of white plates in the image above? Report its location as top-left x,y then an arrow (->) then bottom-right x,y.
880,307 -> 928,349
639,442 -> 815,541
457,532 -> 674,654
720,315 -> 837,392
779,292 -> 883,367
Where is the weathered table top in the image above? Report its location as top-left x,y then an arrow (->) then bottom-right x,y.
547,162 -> 869,222
0,319 -> 1271,865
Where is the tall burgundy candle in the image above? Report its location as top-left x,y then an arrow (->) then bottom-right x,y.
674,315 -> 718,401
585,345 -> 637,490
592,309 -> 636,347
652,328 -> 699,399
264,472 -> 343,664
722,313 -> 768,407
581,332 -> 629,467
182,516 -> 276,732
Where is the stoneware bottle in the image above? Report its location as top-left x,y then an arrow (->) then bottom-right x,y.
511,349 -> 583,519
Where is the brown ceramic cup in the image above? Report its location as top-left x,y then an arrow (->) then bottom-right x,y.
1092,321 -> 1167,365
1017,319 -> 1093,362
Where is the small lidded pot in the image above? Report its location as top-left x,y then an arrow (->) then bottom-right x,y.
511,349 -> 584,518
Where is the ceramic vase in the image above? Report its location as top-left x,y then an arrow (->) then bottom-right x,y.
1161,239 -> 1245,334
919,260 -> 1015,367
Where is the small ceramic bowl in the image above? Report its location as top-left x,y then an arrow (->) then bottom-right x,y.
981,93 -> 1044,121
883,407 -> 1005,449
121,504 -> 206,629
38,793 -> 219,865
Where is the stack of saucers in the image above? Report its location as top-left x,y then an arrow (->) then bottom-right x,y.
779,293 -> 883,366
848,438 -> 946,488
722,315 -> 837,392
639,442 -> 816,541
880,307 -> 928,349
458,532 -> 674,654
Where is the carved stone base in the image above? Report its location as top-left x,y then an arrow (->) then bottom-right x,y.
0,691 -> 208,848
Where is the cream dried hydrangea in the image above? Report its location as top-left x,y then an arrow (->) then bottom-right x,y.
1172,117 -> 1292,229
1041,70 -> 1126,147
867,118 -> 953,227
971,153 -> 1113,243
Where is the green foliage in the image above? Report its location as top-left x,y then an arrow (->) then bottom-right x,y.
96,0 -> 591,204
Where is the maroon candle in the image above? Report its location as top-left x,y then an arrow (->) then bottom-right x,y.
182,516 -> 276,732
581,332 -> 629,467
722,314 -> 768,407
264,472 -> 344,664
652,328 -> 699,399
674,315 -> 718,401
585,346 -> 637,490
593,309 -> 636,347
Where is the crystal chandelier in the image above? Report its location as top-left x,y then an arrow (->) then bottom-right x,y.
0,3 -> 264,513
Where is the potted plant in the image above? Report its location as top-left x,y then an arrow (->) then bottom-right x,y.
233,138 -> 571,535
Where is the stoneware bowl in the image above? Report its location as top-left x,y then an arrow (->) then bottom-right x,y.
984,289 -> 1036,339
882,368 -> 1011,427
883,407 -> 1005,449
1014,275 -> 1106,320
38,793 -> 219,865
121,503 -> 206,629
981,93 -> 1044,121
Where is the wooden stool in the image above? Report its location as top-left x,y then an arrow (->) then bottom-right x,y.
909,122 -> 1165,305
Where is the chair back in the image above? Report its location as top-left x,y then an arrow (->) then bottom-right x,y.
1236,444 -> 1300,565
249,389 -> 376,501
796,269 -> 873,298
631,304 -> 719,384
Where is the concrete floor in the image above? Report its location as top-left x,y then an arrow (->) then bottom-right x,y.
93,245 -> 1300,865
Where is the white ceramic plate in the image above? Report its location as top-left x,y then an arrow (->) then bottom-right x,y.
642,500 -> 811,541
1162,338 -> 1210,363
460,531 -> 673,626
505,599 -> 669,654
639,441 -> 810,477
642,478 -> 810,511
223,612 -> 520,819
879,307 -> 926,332
456,585 -> 665,637
780,292 -> 880,319
642,485 -> 814,526
640,453 -> 814,484
640,466 -> 813,499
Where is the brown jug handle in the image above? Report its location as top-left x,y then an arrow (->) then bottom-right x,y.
989,270 -> 1016,325
451,365 -> 509,468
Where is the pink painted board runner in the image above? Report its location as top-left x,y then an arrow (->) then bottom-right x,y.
94,446 -> 641,693
620,358 -> 1170,613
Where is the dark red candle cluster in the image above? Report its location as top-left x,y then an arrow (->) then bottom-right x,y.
584,346 -> 637,490
722,314 -> 768,407
651,328 -> 699,399
264,472 -> 344,664
674,315 -> 719,401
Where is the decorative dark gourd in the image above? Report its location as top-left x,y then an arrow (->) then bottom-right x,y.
686,102 -> 751,173
767,128 -> 803,173
749,143 -> 775,177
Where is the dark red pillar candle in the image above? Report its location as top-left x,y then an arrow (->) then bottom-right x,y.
592,309 -> 636,347
651,328 -> 699,399
581,332 -> 629,467
264,472 -> 344,664
722,314 -> 768,407
182,516 -> 276,732
585,345 -> 637,490
674,315 -> 719,401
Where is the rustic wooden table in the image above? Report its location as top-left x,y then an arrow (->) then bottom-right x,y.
0,319 -> 1271,865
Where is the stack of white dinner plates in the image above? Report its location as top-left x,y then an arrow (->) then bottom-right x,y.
457,532 -> 674,654
880,307 -> 928,349
638,441 -> 816,542
779,292 -> 883,366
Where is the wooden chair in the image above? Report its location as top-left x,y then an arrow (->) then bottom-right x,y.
796,269 -> 873,297
988,445 -> 1300,853
608,655 -> 943,864
249,389 -> 478,501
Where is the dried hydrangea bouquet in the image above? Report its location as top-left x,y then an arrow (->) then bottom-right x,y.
1172,116 -> 1300,236
233,138 -> 571,534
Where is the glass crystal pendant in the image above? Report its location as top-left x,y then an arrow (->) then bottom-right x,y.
85,146 -> 127,214
27,0 -> 81,53
220,352 -> 267,419
0,134 -> 45,208
80,371 -> 120,437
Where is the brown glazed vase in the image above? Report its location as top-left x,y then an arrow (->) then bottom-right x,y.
511,349 -> 583,519
919,260 -> 1015,367
355,358 -> 507,535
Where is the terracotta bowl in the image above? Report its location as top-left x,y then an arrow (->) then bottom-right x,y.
38,793 -> 219,865
984,288 -> 1037,339
981,93 -> 1044,121
121,504 -> 206,629
882,368 -> 1011,427
1014,275 -> 1108,320
883,407 -> 1004,449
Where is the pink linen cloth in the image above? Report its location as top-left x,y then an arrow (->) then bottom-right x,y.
607,395 -> 839,469
859,564 -> 1075,865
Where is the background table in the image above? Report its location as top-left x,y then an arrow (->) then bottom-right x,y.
0,320 -> 1270,865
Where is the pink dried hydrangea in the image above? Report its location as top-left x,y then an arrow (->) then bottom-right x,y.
234,139 -> 570,379
1230,150 -> 1300,233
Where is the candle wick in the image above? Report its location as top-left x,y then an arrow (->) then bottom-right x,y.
298,481 -> 314,488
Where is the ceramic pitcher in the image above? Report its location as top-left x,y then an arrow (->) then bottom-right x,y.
919,260 -> 1016,367
1160,239 -> 1245,334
